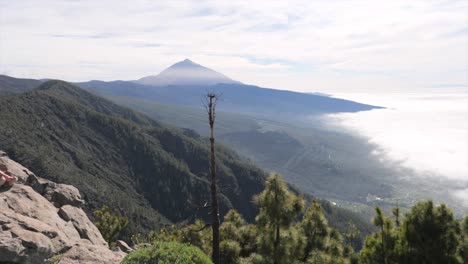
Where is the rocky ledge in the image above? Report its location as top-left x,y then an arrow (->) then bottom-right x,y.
0,151 -> 126,264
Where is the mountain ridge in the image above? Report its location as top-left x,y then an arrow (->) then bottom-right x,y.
0,72 -> 382,116
0,74 -> 43,96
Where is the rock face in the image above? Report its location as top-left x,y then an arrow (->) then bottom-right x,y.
0,153 -> 125,264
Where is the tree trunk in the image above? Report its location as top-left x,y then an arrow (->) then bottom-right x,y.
381,225 -> 387,264
273,183 -> 280,264
301,229 -> 316,262
208,94 -> 220,264
274,223 -> 280,264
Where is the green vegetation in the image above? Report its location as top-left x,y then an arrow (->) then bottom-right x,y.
300,200 -> 330,261
131,174 -> 467,264
360,201 -> 466,264
0,80 -> 266,238
47,254 -> 62,264
94,205 -> 129,245
136,174 -> 358,264
459,217 -> 468,263
121,242 -> 212,264
255,173 -> 304,264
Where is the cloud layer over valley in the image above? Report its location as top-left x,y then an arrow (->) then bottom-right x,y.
325,88 -> 468,206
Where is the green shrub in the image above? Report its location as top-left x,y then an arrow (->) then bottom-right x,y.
220,240 -> 241,264
121,241 -> 212,264
94,205 -> 128,245
239,253 -> 264,264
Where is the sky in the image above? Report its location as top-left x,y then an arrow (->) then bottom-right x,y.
1,0 -> 467,93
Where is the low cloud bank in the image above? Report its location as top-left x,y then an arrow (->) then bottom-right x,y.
325,88 -> 468,206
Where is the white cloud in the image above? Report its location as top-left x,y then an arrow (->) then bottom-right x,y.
0,0 -> 466,91
324,88 -> 468,206
326,88 -> 468,181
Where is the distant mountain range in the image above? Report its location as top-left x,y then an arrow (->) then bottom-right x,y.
1,60 -> 382,117
76,59 -> 381,118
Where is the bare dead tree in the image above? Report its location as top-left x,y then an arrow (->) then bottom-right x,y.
205,92 -> 220,264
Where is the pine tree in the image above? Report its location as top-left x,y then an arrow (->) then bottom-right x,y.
300,200 -> 329,262
373,207 -> 389,264
360,207 -> 399,264
220,209 -> 258,259
221,210 -> 245,240
255,173 -> 304,264
220,210 -> 245,263
327,228 -> 346,263
345,222 -> 361,251
403,201 -> 460,264
392,206 -> 400,228
458,216 -> 468,263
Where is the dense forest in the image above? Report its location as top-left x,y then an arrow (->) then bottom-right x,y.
0,80 -> 265,235
121,174 -> 467,264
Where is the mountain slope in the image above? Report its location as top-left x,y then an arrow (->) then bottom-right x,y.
77,59 -> 381,118
70,93 -> 398,204
0,80 -> 267,235
0,74 -> 42,96
136,59 -> 239,86
78,81 -> 381,118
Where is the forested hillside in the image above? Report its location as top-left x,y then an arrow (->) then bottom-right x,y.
0,80 -> 372,239
0,74 -> 42,96
0,80 -> 266,235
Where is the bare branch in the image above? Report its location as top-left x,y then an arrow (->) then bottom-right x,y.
201,95 -> 210,114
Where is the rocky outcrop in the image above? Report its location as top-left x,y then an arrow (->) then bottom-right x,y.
116,240 -> 133,253
0,152 -> 125,264
25,173 -> 84,208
